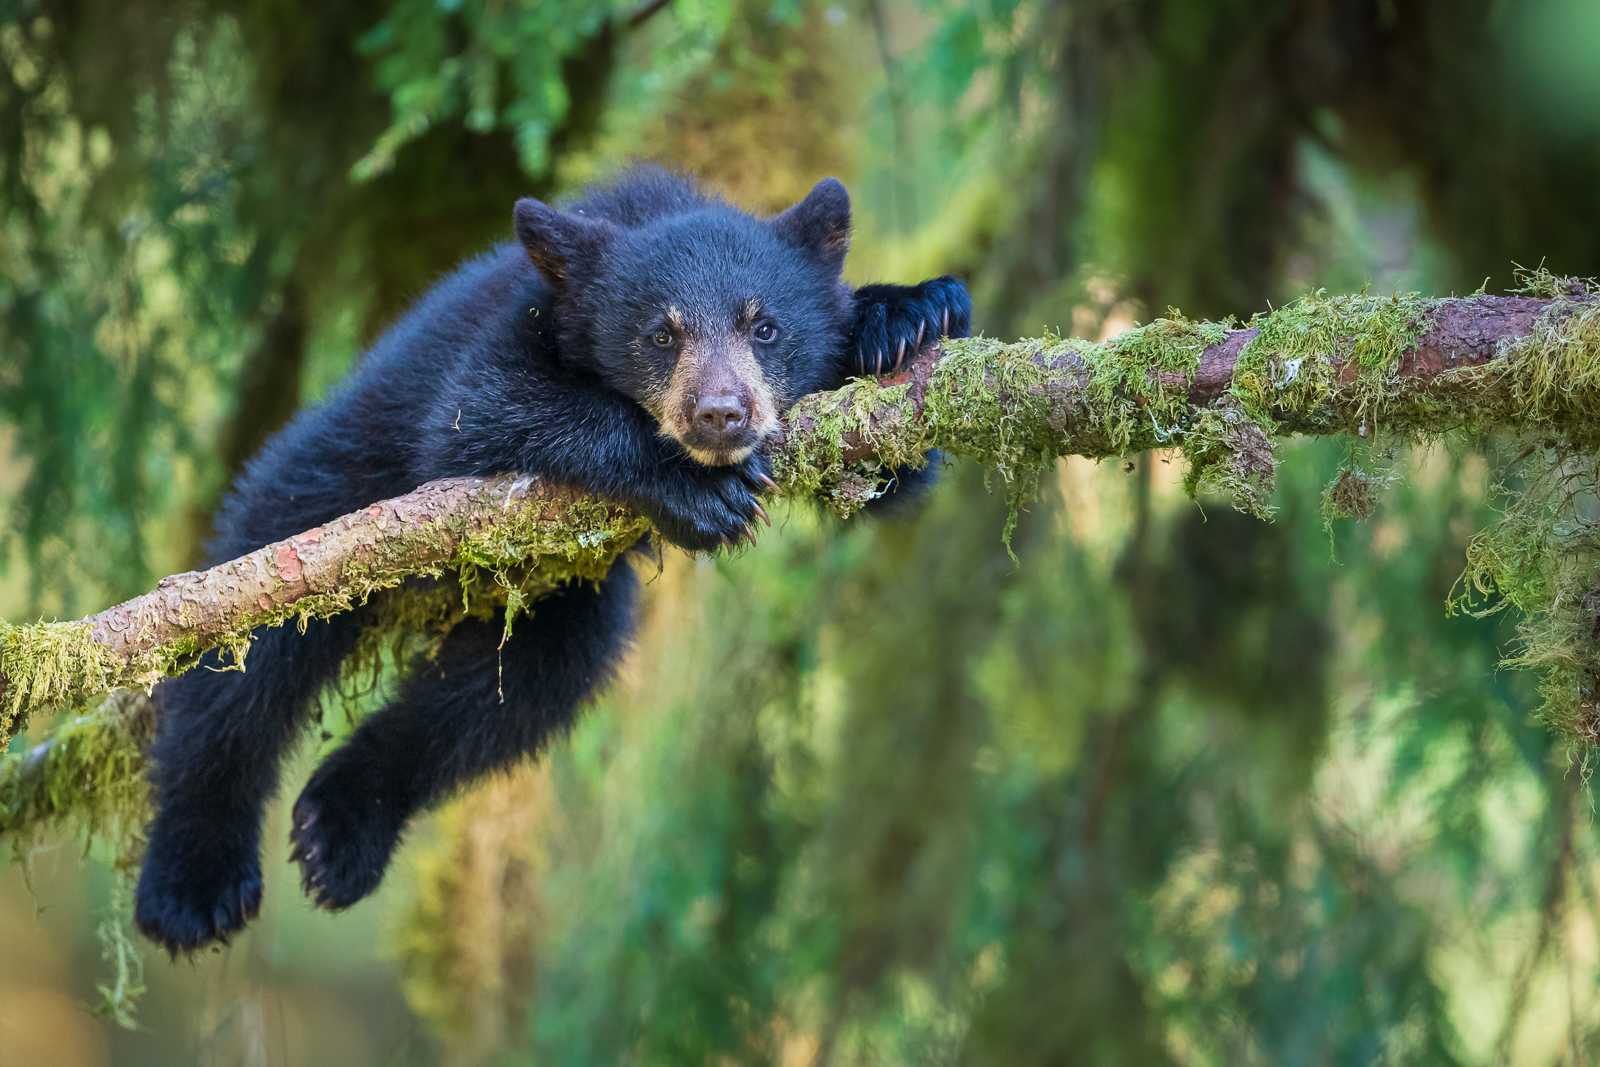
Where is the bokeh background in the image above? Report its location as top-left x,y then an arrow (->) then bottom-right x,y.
4,0 -> 1600,1063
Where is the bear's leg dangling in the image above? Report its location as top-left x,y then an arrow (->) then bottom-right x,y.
135,612 -> 367,953
289,563 -> 639,910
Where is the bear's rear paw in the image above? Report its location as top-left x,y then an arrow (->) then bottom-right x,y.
289,779 -> 403,911
135,838 -> 262,955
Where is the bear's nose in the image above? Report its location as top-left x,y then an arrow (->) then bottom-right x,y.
694,394 -> 747,433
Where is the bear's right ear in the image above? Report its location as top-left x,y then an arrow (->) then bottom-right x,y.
514,198 -> 616,289
769,178 -> 851,275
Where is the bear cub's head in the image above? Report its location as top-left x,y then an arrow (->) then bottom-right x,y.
514,175 -> 851,466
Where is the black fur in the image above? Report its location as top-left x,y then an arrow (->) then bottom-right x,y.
133,167 -> 971,953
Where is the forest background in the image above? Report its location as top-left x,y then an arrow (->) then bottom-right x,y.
3,0 -> 1600,1064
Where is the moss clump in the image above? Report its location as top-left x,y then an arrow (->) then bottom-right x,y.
1323,449 -> 1399,526
771,375 -> 923,514
1,621 -> 128,739
1509,263 -> 1594,301
1496,296 -> 1600,447
1231,289 -> 1433,435
921,335 -> 1072,516
1086,313 -> 1227,453
455,491 -> 647,583
1182,399 -> 1280,519
1323,467 -> 1379,521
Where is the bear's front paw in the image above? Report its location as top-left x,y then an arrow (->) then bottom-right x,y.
289,774 -> 404,911
851,276 -> 973,376
135,832 -> 262,955
645,455 -> 775,554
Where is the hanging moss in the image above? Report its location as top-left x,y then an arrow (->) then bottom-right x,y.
920,335 -> 1075,543
1182,399 -> 1280,520
1441,275 -> 1600,745
1322,461 -> 1397,525
0,690 -> 152,860
1454,441 -> 1600,743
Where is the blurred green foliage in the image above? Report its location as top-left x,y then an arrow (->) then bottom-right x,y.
5,0 -> 1600,1063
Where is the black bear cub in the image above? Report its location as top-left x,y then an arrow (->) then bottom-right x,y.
134,167 -> 971,953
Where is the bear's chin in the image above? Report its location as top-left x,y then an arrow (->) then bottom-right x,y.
682,441 -> 758,467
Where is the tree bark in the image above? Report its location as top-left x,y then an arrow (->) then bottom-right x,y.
2,286 -> 1596,731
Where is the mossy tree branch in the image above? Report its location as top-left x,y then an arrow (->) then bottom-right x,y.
2,281 -> 1598,739
0,477 -> 649,736
774,286 -> 1599,515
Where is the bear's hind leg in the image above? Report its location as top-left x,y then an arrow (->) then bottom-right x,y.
135,613 -> 365,954
290,564 -> 638,909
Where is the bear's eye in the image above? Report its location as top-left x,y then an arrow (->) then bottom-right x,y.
650,328 -> 675,348
752,321 -> 779,344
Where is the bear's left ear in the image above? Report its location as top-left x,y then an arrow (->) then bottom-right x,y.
514,198 -> 617,290
769,178 -> 851,275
